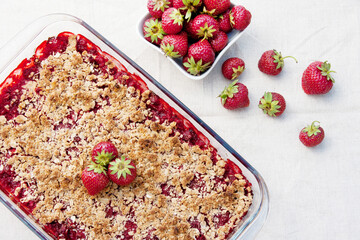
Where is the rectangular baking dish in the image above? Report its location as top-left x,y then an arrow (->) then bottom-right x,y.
0,14 -> 269,240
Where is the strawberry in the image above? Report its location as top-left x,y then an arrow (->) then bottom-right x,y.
203,0 -> 231,16
258,92 -> 286,117
184,19 -> 198,39
108,156 -> 137,186
219,80 -> 249,110
143,17 -> 166,46
147,0 -> 172,19
299,121 -> 325,147
258,50 -> 298,76
302,61 -> 335,95
183,39 -> 215,75
91,141 -> 118,166
218,9 -> 232,33
160,32 -> 188,58
161,7 -> 184,35
191,14 -> 219,39
209,31 -> 228,52
222,57 -> 245,80
81,163 -> 109,196
173,0 -> 202,21
230,5 -> 252,31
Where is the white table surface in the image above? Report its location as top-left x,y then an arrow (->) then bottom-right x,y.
1,0 -> 359,239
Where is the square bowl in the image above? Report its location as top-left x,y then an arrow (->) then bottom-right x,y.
0,13 -> 268,240
137,2 -> 245,80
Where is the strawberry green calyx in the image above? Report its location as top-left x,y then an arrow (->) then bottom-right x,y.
94,150 -> 115,166
197,22 -> 216,39
219,80 -> 239,105
161,43 -> 181,58
258,92 -> 280,116
181,0 -> 201,21
317,61 -> 336,83
87,162 -> 107,175
201,6 -> 216,17
184,56 -> 211,75
272,50 -> 298,70
231,66 -> 245,80
229,13 -> 236,27
170,9 -> 184,26
303,121 -> 322,137
153,0 -> 171,11
144,19 -> 165,43
109,156 -> 135,179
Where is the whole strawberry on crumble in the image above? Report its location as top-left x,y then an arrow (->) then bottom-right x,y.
0,32 -> 252,240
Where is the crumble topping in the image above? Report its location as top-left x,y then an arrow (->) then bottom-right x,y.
0,34 -> 252,240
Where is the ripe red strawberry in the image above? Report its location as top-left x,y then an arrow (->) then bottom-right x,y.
173,0 -> 202,21
91,141 -> 118,166
218,9 -> 232,33
143,17 -> 166,46
219,80 -> 249,110
160,32 -> 188,58
230,5 -> 252,31
147,0 -> 172,18
108,156 -> 137,186
222,57 -> 245,80
203,0 -> 231,16
161,7 -> 184,35
299,121 -> 325,147
258,92 -> 286,117
302,61 -> 335,94
258,50 -> 298,76
209,31 -> 228,52
191,14 -> 219,39
183,39 -> 215,75
172,0 -> 184,9
81,163 -> 109,195
184,19 -> 198,39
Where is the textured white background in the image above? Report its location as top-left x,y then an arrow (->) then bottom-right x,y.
0,0 -> 359,239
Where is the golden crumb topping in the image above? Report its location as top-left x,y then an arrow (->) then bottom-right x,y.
0,35 -> 252,240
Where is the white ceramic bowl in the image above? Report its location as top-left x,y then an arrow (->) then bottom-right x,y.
137,3 -> 245,80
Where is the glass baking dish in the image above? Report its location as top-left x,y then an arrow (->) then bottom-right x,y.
0,14 -> 269,240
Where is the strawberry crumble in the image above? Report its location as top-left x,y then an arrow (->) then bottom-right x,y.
0,32 -> 252,240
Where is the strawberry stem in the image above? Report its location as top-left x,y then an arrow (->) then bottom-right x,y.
95,150 -> 115,166
87,162 -> 107,175
317,61 -> 336,83
231,66 -> 244,80
197,23 -> 216,39
153,0 -> 171,11
272,50 -> 298,69
258,92 -> 281,117
281,55 -> 298,63
161,43 -> 181,58
109,156 -> 135,179
170,9 -> 184,26
183,56 -> 211,75
201,6 -> 216,17
180,0 -> 200,21
303,121 -> 321,137
218,80 -> 239,105
144,19 -> 165,43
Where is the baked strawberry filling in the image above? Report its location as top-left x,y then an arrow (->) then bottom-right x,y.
0,32 -> 252,240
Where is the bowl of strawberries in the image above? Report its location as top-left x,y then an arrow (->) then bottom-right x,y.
138,0 -> 252,80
